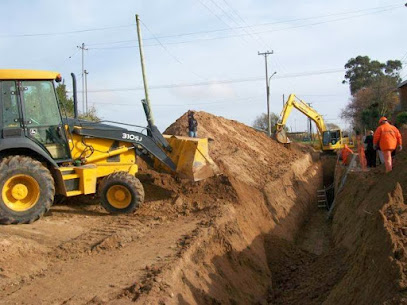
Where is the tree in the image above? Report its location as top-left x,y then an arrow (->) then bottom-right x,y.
252,112 -> 279,131
341,76 -> 399,130
326,123 -> 340,130
56,82 -> 100,122
56,82 -> 74,117
343,56 -> 402,95
396,112 -> 407,126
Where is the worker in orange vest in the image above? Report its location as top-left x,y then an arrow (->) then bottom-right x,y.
341,144 -> 353,165
373,117 -> 402,173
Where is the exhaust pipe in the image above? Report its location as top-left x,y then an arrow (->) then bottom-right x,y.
71,73 -> 78,119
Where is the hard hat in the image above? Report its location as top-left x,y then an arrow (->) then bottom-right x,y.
379,117 -> 388,124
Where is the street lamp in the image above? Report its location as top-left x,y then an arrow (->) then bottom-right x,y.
267,71 -> 277,137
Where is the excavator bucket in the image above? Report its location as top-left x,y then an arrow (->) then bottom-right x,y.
155,135 -> 218,181
275,125 -> 291,144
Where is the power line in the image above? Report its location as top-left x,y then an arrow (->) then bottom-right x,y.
87,5 -> 402,50
0,24 -> 134,38
139,19 -> 206,80
86,4 -> 401,48
195,0 -> 249,45
80,68 -> 344,93
90,94 -> 265,107
219,0 -> 272,51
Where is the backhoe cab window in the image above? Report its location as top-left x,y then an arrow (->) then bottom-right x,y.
1,81 -> 20,127
22,81 -> 61,127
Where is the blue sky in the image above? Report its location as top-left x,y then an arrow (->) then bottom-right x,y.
1,0 -> 406,132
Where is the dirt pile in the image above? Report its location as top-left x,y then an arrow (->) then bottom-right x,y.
165,111 -> 303,185
326,152 -> 407,305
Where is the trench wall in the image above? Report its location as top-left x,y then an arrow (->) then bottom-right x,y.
326,153 -> 407,304
137,153 -> 323,304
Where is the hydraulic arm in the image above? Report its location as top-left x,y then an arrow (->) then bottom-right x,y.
275,94 -> 348,151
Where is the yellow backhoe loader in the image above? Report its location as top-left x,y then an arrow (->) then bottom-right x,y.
0,69 -> 217,224
275,94 -> 352,151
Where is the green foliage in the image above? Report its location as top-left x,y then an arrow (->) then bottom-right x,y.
343,55 -> 402,95
396,112 -> 407,126
56,82 -> 100,122
252,112 -> 279,131
79,106 -> 100,122
341,57 -> 401,130
56,83 -> 74,117
360,107 -> 380,130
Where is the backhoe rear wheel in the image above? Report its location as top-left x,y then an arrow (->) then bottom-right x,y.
0,156 -> 55,224
98,172 -> 144,214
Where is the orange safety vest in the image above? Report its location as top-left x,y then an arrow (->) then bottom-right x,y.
373,123 -> 402,151
341,145 -> 353,165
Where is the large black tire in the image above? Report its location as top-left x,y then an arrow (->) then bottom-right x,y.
0,156 -> 55,224
98,172 -> 144,214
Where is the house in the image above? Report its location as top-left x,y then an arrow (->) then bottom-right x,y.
399,80 -> 407,111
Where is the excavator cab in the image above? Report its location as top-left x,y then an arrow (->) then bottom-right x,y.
322,130 -> 340,146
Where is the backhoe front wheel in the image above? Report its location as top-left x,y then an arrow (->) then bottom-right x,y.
99,172 -> 144,214
0,156 -> 55,224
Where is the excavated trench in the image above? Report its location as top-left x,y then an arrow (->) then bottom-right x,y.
141,153 -> 406,305
139,152 -> 342,304
138,113 -> 407,305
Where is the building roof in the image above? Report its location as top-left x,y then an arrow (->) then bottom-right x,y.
0,69 -> 61,81
398,79 -> 407,89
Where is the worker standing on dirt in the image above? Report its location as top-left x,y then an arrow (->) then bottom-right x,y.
364,130 -> 376,168
188,111 -> 198,138
373,117 -> 402,173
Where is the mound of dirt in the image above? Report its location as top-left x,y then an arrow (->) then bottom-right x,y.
328,152 -> 407,304
165,111 -> 302,186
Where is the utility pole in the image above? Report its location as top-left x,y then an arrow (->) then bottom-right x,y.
136,14 -> 154,126
84,70 -> 89,113
258,50 -> 274,137
77,42 -> 88,113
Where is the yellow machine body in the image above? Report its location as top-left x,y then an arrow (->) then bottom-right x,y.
54,126 -> 138,197
275,94 -> 354,151
55,127 -> 216,197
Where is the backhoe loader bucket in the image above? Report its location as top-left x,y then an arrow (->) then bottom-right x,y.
155,135 -> 218,181
275,125 -> 291,144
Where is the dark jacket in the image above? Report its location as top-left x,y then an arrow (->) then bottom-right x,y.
364,135 -> 374,151
188,117 -> 198,132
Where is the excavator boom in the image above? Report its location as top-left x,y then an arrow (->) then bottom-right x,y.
275,94 -> 350,151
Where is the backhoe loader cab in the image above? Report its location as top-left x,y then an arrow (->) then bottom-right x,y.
0,71 -> 70,160
0,70 -> 217,225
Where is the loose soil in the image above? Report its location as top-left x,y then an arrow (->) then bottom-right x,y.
0,111 -> 405,305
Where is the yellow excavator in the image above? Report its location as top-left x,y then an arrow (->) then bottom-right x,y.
275,94 -> 352,151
